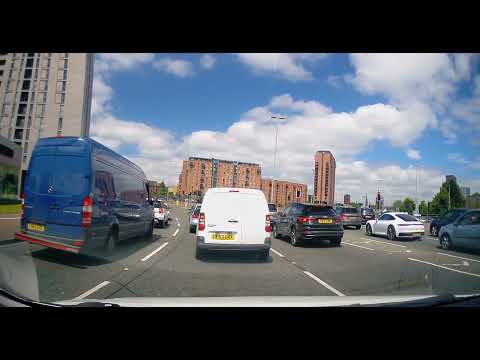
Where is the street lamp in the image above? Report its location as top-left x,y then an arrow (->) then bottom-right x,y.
270,115 -> 287,203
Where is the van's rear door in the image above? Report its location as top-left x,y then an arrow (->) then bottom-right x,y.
203,192 -> 243,244
24,144 -> 90,236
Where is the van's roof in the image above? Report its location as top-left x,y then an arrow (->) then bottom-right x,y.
35,136 -> 145,176
205,187 -> 264,194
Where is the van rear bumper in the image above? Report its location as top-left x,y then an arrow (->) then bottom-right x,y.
197,236 -> 271,252
15,231 -> 84,254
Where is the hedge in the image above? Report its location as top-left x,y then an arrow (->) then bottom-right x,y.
0,198 -> 22,205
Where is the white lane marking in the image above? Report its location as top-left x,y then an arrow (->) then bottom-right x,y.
173,229 -> 179,237
0,217 -> 21,220
270,248 -> 284,257
342,241 -> 375,251
74,281 -> 111,300
436,252 -> 480,264
360,237 -> 406,248
176,217 -> 178,221
303,271 -> 345,296
408,258 -> 480,278
441,262 -> 469,267
141,242 -> 169,262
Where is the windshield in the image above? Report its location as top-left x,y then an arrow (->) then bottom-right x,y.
1,52 -> 480,307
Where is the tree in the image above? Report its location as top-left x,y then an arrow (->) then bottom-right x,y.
159,181 -> 168,196
430,187 -> 450,215
430,177 -> 465,215
400,197 -> 416,214
392,200 -> 402,211
419,200 -> 428,215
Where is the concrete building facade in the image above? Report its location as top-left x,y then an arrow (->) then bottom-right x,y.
314,150 -> 336,205
344,194 -> 351,205
0,53 -> 94,180
261,179 -> 307,207
177,157 -> 261,196
461,186 -> 471,198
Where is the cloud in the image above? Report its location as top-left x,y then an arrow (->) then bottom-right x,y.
451,74 -> 480,131
327,75 -> 343,88
95,53 -> 155,73
199,54 -> 216,69
406,148 -> 421,160
235,53 -> 326,81
447,153 -> 470,164
153,57 -> 194,77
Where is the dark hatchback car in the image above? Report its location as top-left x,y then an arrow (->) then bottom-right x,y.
271,203 -> 343,247
430,208 -> 469,237
360,207 -> 375,224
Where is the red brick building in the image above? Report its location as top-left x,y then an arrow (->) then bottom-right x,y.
314,150 -> 336,205
261,179 -> 307,207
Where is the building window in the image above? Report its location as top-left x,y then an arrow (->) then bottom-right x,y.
40,69 -> 48,79
16,116 -> 25,127
27,116 -> 32,127
20,92 -> 29,102
39,80 -> 48,91
0,60 -> 6,66
27,53 -> 35,58
17,104 -> 27,115
0,70 -> 3,76
24,69 -> 32,79
56,81 -> 66,92
58,117 -> 63,131
24,142 -> 28,153
29,104 -> 33,115
36,104 -> 45,117
1,104 -> 8,114
59,104 -> 64,116
23,155 -> 27,164
36,57 -> 40,68
14,129 -> 24,140
26,58 -> 34,68
38,92 -> 47,103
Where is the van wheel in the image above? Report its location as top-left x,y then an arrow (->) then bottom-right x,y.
258,249 -> 269,261
330,237 -> 342,246
196,246 -> 205,260
105,229 -> 118,254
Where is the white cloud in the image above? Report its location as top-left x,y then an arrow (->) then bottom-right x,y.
236,53 -> 326,81
406,148 -> 421,160
95,53 -> 155,73
199,54 -> 216,69
451,74 -> 480,131
327,75 -> 343,88
153,57 -> 194,77
447,153 -> 470,164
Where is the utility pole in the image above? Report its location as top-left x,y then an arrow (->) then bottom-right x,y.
270,116 -> 286,204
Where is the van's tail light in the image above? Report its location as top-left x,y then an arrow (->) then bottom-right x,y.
340,214 -> 347,221
20,193 -> 25,220
192,214 -> 199,219
265,214 -> 272,232
198,212 -> 205,231
297,216 -> 314,223
81,196 -> 93,227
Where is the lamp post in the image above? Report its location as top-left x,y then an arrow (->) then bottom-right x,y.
270,116 -> 286,204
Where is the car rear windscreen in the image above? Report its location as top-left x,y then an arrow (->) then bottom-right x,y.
396,214 -> 419,222
342,207 -> 359,214
362,208 -> 374,214
304,206 -> 337,217
268,204 -> 277,212
194,207 -> 201,215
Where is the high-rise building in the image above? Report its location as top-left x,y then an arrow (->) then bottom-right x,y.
0,52 -> 94,184
461,186 -> 471,198
344,194 -> 351,205
307,194 -> 315,203
177,157 -> 261,196
446,175 -> 456,183
314,150 -> 336,205
261,179 -> 307,207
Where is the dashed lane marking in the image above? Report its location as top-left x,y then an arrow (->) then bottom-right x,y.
303,271 -> 346,296
173,229 -> 179,237
73,281 -> 111,300
436,252 -> 480,264
360,237 -> 407,248
408,257 -> 480,278
141,242 -> 169,262
270,248 -> 284,257
342,241 -> 375,251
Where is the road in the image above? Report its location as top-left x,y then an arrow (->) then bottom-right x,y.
8,205 -> 480,303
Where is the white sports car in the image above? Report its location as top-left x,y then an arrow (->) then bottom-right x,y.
365,212 -> 425,240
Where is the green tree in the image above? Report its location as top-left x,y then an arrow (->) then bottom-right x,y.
430,177 -> 465,215
159,181 -> 168,196
430,187 -> 449,215
400,197 -> 416,214
392,200 -> 402,211
419,200 -> 428,215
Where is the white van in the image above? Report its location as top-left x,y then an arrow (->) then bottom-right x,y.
196,188 -> 272,260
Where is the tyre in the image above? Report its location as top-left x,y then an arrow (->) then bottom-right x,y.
273,224 -> 281,239
440,233 -> 452,250
431,225 -> 438,237
330,237 -> 342,246
356,225 -> 361,230
195,246 -> 205,260
258,249 -> 269,261
190,225 -> 196,233
104,228 -> 118,254
387,226 -> 396,241
145,221 -> 154,241
159,219 -> 165,228
366,224 -> 373,236
290,227 -> 302,247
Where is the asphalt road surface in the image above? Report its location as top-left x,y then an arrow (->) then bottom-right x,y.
11,205 -> 480,303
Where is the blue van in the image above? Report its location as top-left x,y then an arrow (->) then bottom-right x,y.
15,137 -> 155,254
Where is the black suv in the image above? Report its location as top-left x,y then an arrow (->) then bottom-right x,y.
271,203 -> 343,247
430,208 -> 469,237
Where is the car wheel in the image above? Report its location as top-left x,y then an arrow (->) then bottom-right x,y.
145,221 -> 154,241
104,229 -> 118,254
366,224 -> 373,236
290,227 -> 301,247
159,220 -> 164,228
273,224 -> 281,239
440,233 -> 452,250
387,226 -> 396,241
431,225 -> 438,237
195,246 -> 205,260
258,249 -> 269,261
356,225 -> 361,230
330,237 -> 342,246
189,225 -> 196,233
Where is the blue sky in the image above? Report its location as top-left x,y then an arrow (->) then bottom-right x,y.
90,53 -> 480,204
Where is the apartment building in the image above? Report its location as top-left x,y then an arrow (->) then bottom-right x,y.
313,150 -> 336,205
177,157 -> 261,196
261,179 -> 307,207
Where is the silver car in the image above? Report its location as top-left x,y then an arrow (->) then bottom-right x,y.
335,206 -> 362,229
439,210 -> 480,251
189,204 -> 202,233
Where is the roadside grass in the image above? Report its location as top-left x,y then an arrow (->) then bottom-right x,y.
0,204 -> 21,215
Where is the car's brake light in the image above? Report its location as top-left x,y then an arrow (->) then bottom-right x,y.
192,214 -> 199,219
297,216 -> 315,223
335,216 -> 343,224
81,196 -> 93,227
265,214 -> 272,232
198,212 -> 205,231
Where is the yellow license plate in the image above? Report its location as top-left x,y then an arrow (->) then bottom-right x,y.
27,223 -> 45,232
318,219 -> 333,224
211,233 -> 235,240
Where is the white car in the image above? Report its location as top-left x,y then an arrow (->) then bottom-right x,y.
152,201 -> 169,228
365,212 -> 425,240
195,188 -> 272,260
